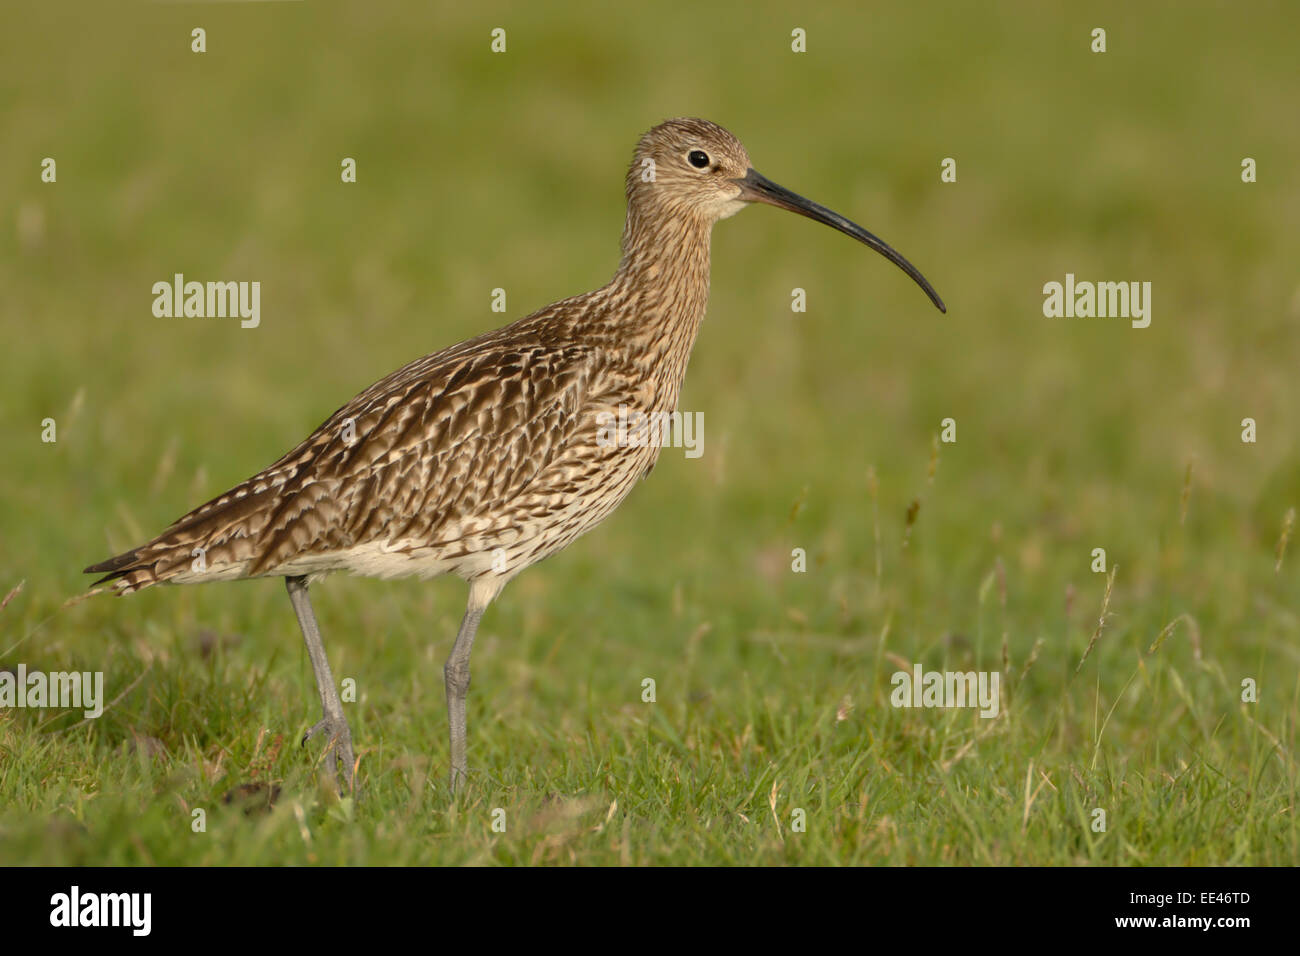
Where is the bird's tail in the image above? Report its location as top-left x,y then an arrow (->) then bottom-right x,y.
83,545 -> 164,594
83,476 -> 276,594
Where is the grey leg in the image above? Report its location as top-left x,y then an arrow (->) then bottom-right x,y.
445,603 -> 484,794
285,575 -> 355,792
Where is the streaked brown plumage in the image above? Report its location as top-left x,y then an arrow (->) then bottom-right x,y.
86,118 -> 944,794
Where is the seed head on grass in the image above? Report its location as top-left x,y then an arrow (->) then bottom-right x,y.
787,484 -> 808,524
901,439 -> 941,553
1147,612 -> 1202,661
1276,507 -> 1295,573
901,498 -> 920,551
1017,637 -> 1045,687
1076,565 -> 1116,674
0,581 -> 22,612
926,433 -> 940,486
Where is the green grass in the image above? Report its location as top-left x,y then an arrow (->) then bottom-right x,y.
1,0 -> 1297,864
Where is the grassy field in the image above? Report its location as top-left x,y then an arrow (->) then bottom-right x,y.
1,1 -> 1298,865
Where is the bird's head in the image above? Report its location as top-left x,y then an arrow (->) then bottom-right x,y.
625,117 -> 945,312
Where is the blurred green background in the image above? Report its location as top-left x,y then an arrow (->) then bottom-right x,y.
0,1 -> 1297,864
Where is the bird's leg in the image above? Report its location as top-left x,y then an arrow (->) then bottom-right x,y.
285,575 -> 356,793
445,602 -> 484,795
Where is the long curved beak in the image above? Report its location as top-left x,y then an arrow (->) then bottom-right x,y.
734,168 -> 946,313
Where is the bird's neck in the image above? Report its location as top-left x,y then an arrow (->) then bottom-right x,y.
601,203 -> 714,405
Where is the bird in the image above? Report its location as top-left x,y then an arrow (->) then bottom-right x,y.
85,118 -> 945,795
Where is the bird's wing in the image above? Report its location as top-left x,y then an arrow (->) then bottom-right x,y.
87,327 -> 598,590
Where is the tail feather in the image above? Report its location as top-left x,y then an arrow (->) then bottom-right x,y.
84,548 -> 143,578
84,461 -> 307,594
85,484 -> 267,594
84,547 -> 161,593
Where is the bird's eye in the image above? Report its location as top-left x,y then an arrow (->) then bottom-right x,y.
687,149 -> 710,169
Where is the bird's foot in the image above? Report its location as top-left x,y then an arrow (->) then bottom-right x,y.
302,715 -> 356,794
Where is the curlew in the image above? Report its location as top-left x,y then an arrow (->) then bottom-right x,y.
86,118 -> 945,794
